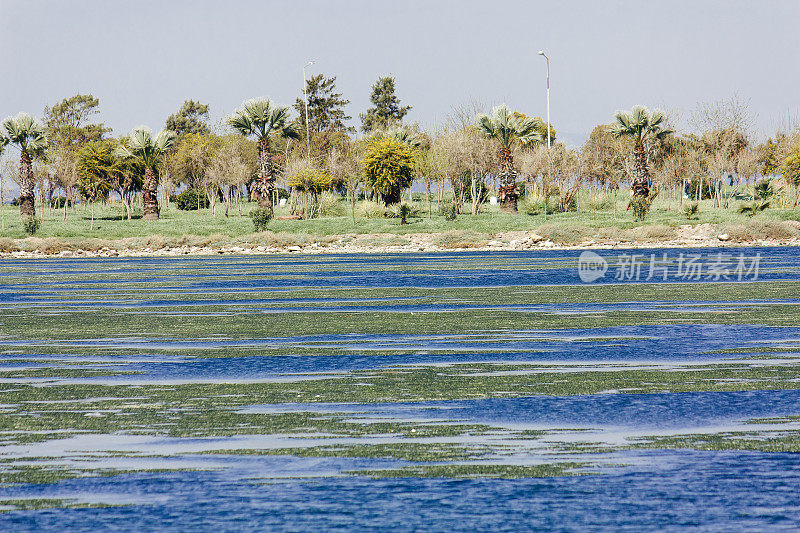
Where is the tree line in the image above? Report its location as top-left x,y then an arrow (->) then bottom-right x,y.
1,76 -> 799,232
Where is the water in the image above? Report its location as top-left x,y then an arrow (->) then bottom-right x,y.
1,248 -> 800,530
3,452 -> 800,531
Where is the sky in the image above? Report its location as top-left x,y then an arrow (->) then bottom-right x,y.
1,0 -> 799,149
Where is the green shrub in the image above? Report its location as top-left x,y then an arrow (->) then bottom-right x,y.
754,179 -> 774,200
686,179 -> 714,200
586,196 -> 614,211
22,216 -> 41,236
524,200 -> 556,216
248,207 -> 273,232
175,189 -> 199,211
683,202 -> 699,220
439,202 -> 457,221
359,200 -> 386,219
629,195 -> 651,221
738,200 -> 770,217
317,191 -> 345,217
390,203 -> 419,224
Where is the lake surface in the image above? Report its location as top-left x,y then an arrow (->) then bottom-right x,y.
1,247 -> 800,531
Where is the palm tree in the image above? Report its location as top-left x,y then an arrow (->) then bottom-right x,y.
0,133 -> 8,230
115,127 -> 176,220
228,98 -> 300,212
608,106 -> 673,197
2,113 -> 48,217
476,104 -> 541,212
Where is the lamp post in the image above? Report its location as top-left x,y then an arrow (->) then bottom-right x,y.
303,60 -> 314,161
538,50 -> 551,220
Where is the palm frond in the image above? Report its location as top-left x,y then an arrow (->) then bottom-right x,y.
609,106 -> 674,145
229,97 -> 296,140
128,126 -> 153,151
154,130 -> 177,153
228,112 -> 254,136
476,114 -> 495,137
2,112 -> 48,153
281,121 -> 301,140
476,104 -> 543,149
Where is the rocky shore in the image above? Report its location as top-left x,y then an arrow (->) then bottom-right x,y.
2,222 -> 799,258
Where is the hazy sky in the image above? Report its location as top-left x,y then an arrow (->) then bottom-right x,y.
1,0 -> 799,146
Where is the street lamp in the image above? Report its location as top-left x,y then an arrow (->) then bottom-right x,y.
538,50 -> 551,220
302,60 -> 314,161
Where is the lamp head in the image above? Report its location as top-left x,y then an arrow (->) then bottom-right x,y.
538,50 -> 545,56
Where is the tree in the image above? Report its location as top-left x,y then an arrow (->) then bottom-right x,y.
76,140 -> 116,230
228,98 -> 300,212
43,94 -> 109,149
360,76 -> 412,133
476,104 -> 541,212
112,151 -> 143,221
513,112 -> 556,146
363,137 -> 417,205
287,166 -> 334,218
580,124 -> 631,192
759,136 -> 784,177
115,127 -> 176,220
329,140 -> 363,223
171,133 -> 221,193
294,74 -> 353,133
608,106 -> 673,198
431,127 -> 498,215
2,113 -> 49,217
166,100 -> 211,136
0,135 -> 7,230
206,135 -> 253,217
784,142 -> 800,204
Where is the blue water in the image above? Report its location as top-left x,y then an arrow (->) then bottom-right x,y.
5,324 -> 799,380
1,247 -> 798,293
2,248 -> 800,530
244,389 -> 800,430
2,451 -> 799,531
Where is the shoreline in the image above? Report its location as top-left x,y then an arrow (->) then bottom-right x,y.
2,223 -> 799,258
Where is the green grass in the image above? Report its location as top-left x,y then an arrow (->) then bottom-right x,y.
1,195 -> 798,244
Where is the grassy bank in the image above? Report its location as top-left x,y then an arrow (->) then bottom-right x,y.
1,196 -> 799,253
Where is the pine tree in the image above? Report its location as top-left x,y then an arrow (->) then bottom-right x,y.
294,74 -> 353,133
360,76 -> 411,133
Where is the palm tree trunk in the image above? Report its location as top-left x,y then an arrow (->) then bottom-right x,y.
142,166 -> 160,220
1,170 -> 5,231
498,147 -> 518,213
631,143 -> 649,197
19,151 -> 35,217
256,138 -> 274,212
